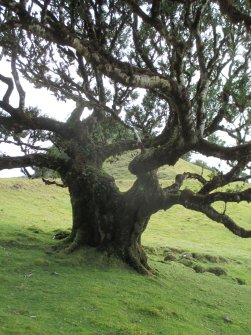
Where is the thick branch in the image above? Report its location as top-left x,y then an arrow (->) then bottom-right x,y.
0,100 -> 25,119
178,188 -> 251,206
129,136 -> 193,175
0,114 -> 69,136
205,188 -> 251,204
179,193 -> 251,238
71,38 -> 172,91
0,153 -> 70,173
196,139 -> 251,162
151,177 -> 251,239
163,187 -> 251,238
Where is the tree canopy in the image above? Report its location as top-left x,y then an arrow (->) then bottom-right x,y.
0,0 -> 250,273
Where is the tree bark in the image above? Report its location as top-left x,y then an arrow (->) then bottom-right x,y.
59,167 -> 161,274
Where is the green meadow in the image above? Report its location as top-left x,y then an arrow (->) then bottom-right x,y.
0,158 -> 251,335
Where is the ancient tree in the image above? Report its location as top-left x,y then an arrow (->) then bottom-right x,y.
0,0 -> 251,273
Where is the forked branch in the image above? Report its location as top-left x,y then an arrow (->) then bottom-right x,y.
180,197 -> 251,238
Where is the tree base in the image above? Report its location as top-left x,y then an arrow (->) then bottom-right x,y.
51,234 -> 153,275
56,168 -> 162,275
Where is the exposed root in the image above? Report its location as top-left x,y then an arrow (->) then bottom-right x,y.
50,228 -> 153,275
51,232 -> 75,252
64,230 -> 84,254
126,245 -> 153,275
99,242 -> 153,275
127,256 -> 153,275
64,240 -> 81,254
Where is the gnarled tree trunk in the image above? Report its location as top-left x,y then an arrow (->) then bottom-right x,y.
59,166 -> 163,274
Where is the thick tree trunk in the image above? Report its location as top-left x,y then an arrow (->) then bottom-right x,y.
58,167 -> 162,274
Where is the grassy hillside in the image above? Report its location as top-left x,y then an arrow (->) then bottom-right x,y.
103,151 -> 210,181
0,162 -> 251,334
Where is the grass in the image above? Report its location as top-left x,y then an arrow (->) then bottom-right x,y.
103,151 -> 210,181
0,159 -> 251,334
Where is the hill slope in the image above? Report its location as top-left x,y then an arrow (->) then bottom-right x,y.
103,151 -> 210,181
0,177 -> 251,334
